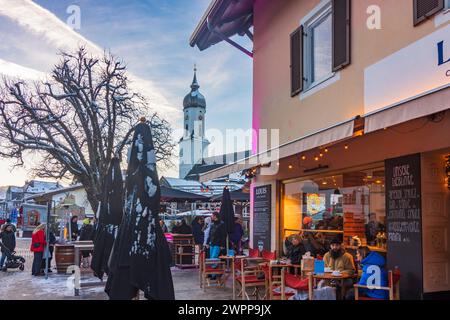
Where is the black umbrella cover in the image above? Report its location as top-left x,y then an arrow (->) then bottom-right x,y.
91,157 -> 123,280
106,122 -> 175,300
219,187 -> 235,235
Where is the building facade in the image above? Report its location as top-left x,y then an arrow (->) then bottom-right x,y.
191,0 -> 450,299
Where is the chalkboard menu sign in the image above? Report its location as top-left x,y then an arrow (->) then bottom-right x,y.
386,153 -> 423,300
253,185 -> 272,251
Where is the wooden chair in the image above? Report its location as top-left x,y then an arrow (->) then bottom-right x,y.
266,267 -> 313,300
354,270 -> 401,300
199,250 -> 226,290
249,248 -> 260,258
235,257 -> 266,300
261,250 -> 276,261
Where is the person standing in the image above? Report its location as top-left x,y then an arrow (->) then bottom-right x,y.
159,220 -> 168,233
178,219 -> 192,234
230,217 -> 244,255
30,224 -> 46,276
41,230 -> 56,273
79,218 -> 95,267
191,217 -> 205,249
207,212 -> 226,259
67,216 -> 79,241
0,224 -> 16,271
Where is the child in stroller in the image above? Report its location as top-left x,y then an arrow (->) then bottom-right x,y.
0,241 -> 25,271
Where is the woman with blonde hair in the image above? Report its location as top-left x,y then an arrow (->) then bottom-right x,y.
30,223 -> 46,276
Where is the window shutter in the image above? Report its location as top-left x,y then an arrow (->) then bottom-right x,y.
290,26 -> 303,97
332,0 -> 351,72
413,0 -> 444,25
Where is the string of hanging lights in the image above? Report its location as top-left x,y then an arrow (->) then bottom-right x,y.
445,155 -> 450,190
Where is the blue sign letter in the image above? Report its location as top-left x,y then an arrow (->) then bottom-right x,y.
438,41 -> 450,66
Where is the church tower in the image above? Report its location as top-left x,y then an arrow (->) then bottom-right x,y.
179,67 -> 210,179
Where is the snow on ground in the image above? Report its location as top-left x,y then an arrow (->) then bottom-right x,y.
0,238 -> 233,300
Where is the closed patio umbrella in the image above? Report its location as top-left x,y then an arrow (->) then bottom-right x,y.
219,187 -> 235,253
106,120 -> 175,300
91,157 -> 123,280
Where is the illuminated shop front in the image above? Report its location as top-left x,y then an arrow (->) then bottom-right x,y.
282,166 -> 387,254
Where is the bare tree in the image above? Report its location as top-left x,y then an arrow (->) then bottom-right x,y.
0,47 -> 175,212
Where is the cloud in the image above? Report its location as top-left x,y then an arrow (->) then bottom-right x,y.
0,58 -> 46,80
0,0 -> 179,124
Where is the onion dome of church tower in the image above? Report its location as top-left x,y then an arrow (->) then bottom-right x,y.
183,66 -> 206,109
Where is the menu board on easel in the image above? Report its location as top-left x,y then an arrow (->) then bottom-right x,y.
386,153 -> 423,300
253,185 -> 272,251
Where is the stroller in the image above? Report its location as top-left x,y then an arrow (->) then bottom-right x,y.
0,241 -> 25,271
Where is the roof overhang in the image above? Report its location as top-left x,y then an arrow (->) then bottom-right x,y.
190,0 -> 254,51
199,118 -> 357,182
199,85 -> 450,183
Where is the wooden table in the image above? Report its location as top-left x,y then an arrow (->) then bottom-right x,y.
312,272 -> 357,299
219,255 -> 246,300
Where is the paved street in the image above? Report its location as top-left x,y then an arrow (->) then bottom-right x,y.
0,238 -> 233,300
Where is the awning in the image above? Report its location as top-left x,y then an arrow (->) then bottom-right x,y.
160,186 -> 209,202
190,0 -> 254,51
364,85 -> 450,133
210,189 -> 250,202
199,118 -> 355,182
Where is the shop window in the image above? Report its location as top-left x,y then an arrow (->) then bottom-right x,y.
303,2 -> 333,91
282,167 -> 387,252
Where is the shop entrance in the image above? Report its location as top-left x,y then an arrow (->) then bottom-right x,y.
422,148 -> 450,297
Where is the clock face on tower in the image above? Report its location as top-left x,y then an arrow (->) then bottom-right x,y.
198,115 -> 203,121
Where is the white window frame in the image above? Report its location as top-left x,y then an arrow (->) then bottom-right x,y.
303,1 -> 334,92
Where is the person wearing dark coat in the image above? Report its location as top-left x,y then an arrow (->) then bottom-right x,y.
0,224 -> 16,270
79,218 -> 95,264
230,217 -> 244,255
285,234 -> 307,265
177,219 -> 192,235
191,217 -> 204,246
67,216 -> 79,241
208,212 -> 227,259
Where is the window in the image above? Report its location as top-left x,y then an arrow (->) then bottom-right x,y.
282,167 -> 387,250
303,3 -> 333,91
446,0 -> 450,10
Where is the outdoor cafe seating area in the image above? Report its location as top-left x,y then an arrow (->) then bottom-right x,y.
196,246 -> 401,301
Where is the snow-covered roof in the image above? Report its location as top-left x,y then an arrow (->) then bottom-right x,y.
9,186 -> 23,193
24,180 -> 63,194
23,184 -> 84,201
163,177 -> 203,188
0,187 -> 7,200
176,209 -> 213,217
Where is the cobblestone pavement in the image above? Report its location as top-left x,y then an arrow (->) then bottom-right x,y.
0,238 -> 233,300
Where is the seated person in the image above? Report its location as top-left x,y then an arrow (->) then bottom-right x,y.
346,246 -> 388,300
323,238 -> 356,275
365,213 -> 381,244
284,234 -> 307,265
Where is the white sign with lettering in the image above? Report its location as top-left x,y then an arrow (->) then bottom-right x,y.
364,25 -> 450,114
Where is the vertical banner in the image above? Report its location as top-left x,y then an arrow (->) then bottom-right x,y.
386,153 -> 423,300
252,185 -> 272,252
